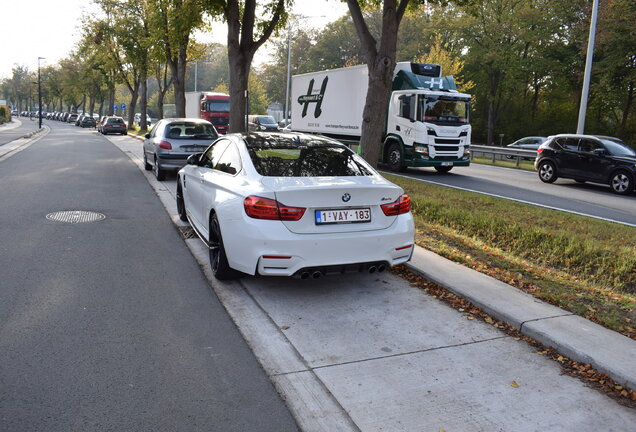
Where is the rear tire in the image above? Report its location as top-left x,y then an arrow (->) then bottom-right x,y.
209,214 -> 238,280
386,142 -> 405,172
143,152 -> 152,171
434,166 -> 453,173
176,182 -> 188,222
609,171 -> 633,195
538,160 -> 557,183
154,155 -> 166,181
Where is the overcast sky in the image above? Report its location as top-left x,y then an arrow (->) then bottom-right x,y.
0,0 -> 349,79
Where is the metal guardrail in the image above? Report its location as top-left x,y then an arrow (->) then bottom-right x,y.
470,145 -> 537,167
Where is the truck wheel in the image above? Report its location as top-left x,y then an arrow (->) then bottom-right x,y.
435,166 -> 453,173
386,142 -> 405,172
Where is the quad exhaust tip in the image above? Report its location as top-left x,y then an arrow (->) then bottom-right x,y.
296,262 -> 388,279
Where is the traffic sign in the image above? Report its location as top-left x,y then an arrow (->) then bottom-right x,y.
113,105 -> 118,111
121,103 -> 126,110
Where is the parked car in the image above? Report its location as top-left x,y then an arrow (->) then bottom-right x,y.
134,113 -> 152,128
67,113 -> 79,123
535,134 -> 636,195
80,116 -> 96,128
143,118 -> 218,180
506,136 -> 546,159
176,132 -> 415,280
101,116 -> 127,135
247,115 -> 279,132
97,115 -> 108,132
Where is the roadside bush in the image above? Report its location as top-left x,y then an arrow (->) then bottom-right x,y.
0,106 -> 7,124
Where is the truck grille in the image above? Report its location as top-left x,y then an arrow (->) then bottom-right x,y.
433,146 -> 459,152
434,138 -> 460,144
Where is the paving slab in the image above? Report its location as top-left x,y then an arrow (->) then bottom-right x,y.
315,337 -> 636,432
523,314 -> 636,389
407,247 -> 572,328
243,273 -> 504,368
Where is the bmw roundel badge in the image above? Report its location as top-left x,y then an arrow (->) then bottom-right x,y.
342,193 -> 351,202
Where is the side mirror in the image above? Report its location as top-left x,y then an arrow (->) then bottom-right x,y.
187,153 -> 201,165
593,148 -> 607,156
144,133 -> 151,139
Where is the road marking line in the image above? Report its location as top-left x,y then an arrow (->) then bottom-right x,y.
383,171 -> 636,228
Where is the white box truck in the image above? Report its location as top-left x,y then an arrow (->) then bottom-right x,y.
291,62 -> 472,172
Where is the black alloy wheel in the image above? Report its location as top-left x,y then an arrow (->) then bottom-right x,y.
176,182 -> 188,222
538,160 -> 558,183
208,214 -> 238,280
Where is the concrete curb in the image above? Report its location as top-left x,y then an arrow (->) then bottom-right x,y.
406,246 -> 636,390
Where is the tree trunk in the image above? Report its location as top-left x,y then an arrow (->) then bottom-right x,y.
127,82 -> 140,128
346,0 -> 407,169
140,69 -> 148,130
227,49 -> 252,132
360,57 -> 394,167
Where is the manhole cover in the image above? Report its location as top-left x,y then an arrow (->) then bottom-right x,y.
46,210 -> 106,224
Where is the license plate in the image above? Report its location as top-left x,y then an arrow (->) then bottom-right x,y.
441,162 -> 453,166
315,208 -> 371,225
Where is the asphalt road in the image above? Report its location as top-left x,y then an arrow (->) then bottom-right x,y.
0,122 -> 299,431
389,163 -> 636,226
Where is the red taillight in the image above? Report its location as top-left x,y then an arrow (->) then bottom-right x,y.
158,140 -> 172,150
244,196 -> 305,221
381,194 -> 411,216
537,148 -> 544,154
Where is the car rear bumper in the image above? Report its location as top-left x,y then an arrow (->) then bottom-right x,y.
221,214 -> 415,276
157,153 -> 191,171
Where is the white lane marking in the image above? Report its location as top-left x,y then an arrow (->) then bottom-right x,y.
383,171 -> 636,228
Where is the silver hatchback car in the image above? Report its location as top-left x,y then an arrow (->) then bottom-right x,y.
143,118 -> 219,180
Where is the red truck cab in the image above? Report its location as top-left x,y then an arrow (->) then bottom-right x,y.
200,93 -> 230,134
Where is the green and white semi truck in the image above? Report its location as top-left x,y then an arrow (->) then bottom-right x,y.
291,62 -> 472,172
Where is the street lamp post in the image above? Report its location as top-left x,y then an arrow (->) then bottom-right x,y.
37,57 -> 45,129
576,0 -> 599,134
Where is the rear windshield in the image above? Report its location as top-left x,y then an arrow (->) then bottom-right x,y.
247,135 -> 373,177
164,122 -> 218,140
108,118 -> 124,124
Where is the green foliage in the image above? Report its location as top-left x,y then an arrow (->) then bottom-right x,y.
0,106 -> 7,123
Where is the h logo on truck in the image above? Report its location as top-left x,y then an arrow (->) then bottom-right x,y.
297,76 -> 328,118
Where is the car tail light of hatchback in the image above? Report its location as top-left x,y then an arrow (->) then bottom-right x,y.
381,194 -> 411,216
158,141 -> 172,150
537,148 -> 544,154
244,196 -> 306,221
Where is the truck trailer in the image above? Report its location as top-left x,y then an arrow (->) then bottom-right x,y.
291,62 -> 472,172
184,91 -> 230,134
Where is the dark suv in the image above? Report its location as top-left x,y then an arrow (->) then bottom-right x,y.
535,134 -> 636,195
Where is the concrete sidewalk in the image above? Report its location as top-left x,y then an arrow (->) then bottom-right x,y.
407,246 -> 636,390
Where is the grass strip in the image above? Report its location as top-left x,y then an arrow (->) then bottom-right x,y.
384,173 -> 636,339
